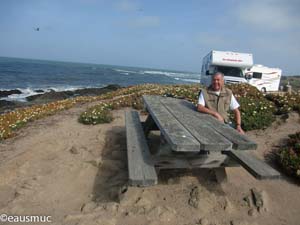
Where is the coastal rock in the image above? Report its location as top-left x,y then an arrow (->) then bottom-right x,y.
34,89 -> 45,93
0,100 -> 17,108
73,84 -> 121,96
26,84 -> 121,103
0,89 -> 22,98
26,90 -> 72,102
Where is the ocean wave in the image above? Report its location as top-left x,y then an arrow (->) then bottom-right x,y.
1,88 -> 42,102
113,69 -> 138,74
113,68 -> 200,80
174,78 -> 200,83
143,70 -> 200,78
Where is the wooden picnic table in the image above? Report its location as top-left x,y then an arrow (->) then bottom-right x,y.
125,95 -> 280,186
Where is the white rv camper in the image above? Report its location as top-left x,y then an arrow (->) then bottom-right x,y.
245,65 -> 282,92
200,50 -> 282,92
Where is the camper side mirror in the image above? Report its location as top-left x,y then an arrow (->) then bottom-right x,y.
206,70 -> 210,75
246,74 -> 252,80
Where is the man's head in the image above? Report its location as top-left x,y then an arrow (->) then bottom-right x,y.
211,72 -> 224,91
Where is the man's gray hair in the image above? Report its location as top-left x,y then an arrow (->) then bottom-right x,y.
212,72 -> 224,78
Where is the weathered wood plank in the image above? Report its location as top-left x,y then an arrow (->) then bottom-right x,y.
225,150 -> 281,179
153,152 -> 239,169
161,98 -> 232,151
143,95 -> 200,152
161,97 -> 257,150
125,110 -> 158,186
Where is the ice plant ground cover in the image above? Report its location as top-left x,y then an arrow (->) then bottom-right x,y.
1,83 -> 300,179
228,84 -> 277,130
2,83 -> 300,140
265,93 -> 300,115
277,132 -> 300,179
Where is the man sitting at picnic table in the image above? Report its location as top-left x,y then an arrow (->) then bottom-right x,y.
197,72 -> 245,134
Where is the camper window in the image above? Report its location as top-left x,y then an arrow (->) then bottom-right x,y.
217,66 -> 243,77
253,72 -> 262,79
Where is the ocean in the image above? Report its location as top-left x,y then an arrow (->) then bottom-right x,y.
0,57 -> 200,101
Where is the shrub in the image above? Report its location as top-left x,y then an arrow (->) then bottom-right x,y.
228,83 -> 264,99
277,132 -> 300,179
236,97 -> 276,131
78,103 -> 113,125
227,83 -> 276,131
265,93 -> 300,115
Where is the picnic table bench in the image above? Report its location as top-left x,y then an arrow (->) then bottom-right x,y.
125,95 -> 280,186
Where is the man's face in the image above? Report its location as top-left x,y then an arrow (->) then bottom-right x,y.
211,74 -> 224,91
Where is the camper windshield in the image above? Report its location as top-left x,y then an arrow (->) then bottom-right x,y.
217,66 -> 243,77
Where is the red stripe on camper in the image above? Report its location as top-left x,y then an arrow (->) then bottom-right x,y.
222,58 -> 243,62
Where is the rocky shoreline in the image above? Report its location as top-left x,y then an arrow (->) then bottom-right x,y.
0,84 -> 121,114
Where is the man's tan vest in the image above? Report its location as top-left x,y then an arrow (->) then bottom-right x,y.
201,86 -> 232,123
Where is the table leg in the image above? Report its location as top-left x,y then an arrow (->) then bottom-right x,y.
213,167 -> 228,183
156,133 -> 173,156
143,114 -> 158,137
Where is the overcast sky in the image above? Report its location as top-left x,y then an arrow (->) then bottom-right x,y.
0,0 -> 299,74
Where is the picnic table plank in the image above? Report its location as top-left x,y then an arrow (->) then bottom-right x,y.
225,150 -> 281,179
143,95 -> 200,152
162,97 -> 257,150
125,111 -> 158,186
153,152 -> 239,169
160,98 -> 233,151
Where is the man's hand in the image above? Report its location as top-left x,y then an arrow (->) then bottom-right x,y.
212,111 -> 224,122
197,104 -> 225,123
236,125 -> 245,134
233,108 -> 245,134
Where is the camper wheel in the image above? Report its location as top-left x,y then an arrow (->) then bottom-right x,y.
261,87 -> 266,93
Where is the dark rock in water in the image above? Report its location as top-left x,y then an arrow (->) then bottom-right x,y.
26,84 -> 121,103
26,94 -> 43,101
34,89 -> 45,93
1,84 -> 122,113
73,84 -> 121,96
26,90 -> 73,102
0,89 -> 22,98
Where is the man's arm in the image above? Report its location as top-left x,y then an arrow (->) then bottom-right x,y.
233,108 -> 244,134
197,104 -> 224,122
230,94 -> 245,134
197,91 -> 224,122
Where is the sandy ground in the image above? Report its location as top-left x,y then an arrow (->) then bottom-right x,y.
0,101 -> 300,225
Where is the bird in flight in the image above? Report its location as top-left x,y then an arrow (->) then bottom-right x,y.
34,27 -> 40,31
